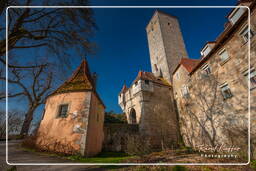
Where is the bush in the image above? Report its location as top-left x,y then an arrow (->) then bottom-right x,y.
21,135 -> 37,150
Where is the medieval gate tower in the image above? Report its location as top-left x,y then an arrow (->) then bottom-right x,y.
146,10 -> 188,82
119,10 -> 189,148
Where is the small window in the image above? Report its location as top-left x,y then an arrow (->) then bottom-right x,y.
201,45 -> 212,57
219,49 -> 229,63
240,25 -> 254,43
229,8 -> 246,24
135,81 -> 138,86
220,84 -> 233,99
176,72 -> 180,80
244,68 -> 256,90
154,64 -> 158,71
58,104 -> 68,118
145,80 -> 149,85
181,85 -> 189,98
202,64 -> 211,75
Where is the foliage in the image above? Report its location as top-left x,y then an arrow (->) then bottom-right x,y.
104,111 -> 127,124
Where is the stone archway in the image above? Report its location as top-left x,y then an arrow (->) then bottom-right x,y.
129,108 -> 137,124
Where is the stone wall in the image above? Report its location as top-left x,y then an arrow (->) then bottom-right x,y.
172,4 -> 256,154
139,83 -> 180,148
103,123 -> 139,152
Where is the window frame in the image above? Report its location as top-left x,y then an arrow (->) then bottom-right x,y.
239,25 -> 254,43
144,80 -> 150,85
218,49 -> 230,64
243,67 -> 256,90
220,83 -> 233,100
228,7 -> 246,25
181,84 -> 189,98
202,64 -> 211,75
57,104 -> 69,118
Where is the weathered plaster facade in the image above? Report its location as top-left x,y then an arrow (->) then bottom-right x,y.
36,60 -> 105,157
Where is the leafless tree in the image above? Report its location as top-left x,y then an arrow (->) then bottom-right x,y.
0,109 -> 23,138
0,0 -> 97,135
0,0 -> 97,69
180,71 -> 249,155
181,73 -> 226,148
0,61 -> 54,135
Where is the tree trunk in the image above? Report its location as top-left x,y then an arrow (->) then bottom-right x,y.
20,107 -> 35,136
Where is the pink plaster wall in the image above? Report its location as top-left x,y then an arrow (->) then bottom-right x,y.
36,91 -> 91,155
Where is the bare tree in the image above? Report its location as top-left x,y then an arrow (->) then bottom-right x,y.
0,0 -> 98,135
0,61 -> 54,135
0,0 -> 97,69
0,110 -> 23,138
180,73 -> 225,148
179,70 -> 249,154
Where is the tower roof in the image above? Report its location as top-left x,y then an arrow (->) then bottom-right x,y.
120,84 -> 128,94
52,59 -> 94,95
133,71 -> 171,87
49,59 -> 105,107
173,58 -> 200,74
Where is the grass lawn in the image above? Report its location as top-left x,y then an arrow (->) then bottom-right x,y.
67,151 -> 133,163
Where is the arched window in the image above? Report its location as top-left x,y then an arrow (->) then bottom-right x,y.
129,108 -> 137,124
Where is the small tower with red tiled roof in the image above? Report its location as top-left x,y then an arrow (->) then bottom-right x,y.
36,59 -> 105,157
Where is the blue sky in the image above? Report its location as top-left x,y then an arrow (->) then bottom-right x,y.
6,0 -> 239,121
82,0 -> 237,113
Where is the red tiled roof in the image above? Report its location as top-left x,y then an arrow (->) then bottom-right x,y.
133,71 -> 171,87
52,59 -> 94,94
120,84 -> 128,94
173,58 -> 200,74
190,0 -> 256,75
49,59 -> 105,107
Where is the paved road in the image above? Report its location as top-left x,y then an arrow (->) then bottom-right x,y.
0,140 -> 108,171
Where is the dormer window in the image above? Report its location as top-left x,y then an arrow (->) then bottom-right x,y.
228,7 -> 246,25
200,42 -> 215,58
201,45 -> 211,57
240,25 -> 254,43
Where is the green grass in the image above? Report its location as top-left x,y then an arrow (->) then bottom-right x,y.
251,160 -> 256,169
67,151 -> 133,163
172,165 -> 188,171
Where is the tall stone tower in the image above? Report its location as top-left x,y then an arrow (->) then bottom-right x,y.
146,10 -> 188,82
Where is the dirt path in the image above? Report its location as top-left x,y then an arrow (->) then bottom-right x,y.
0,140 -> 107,171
